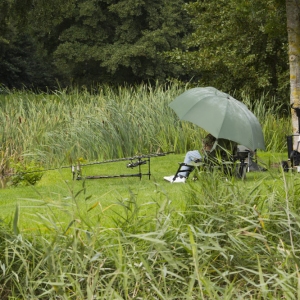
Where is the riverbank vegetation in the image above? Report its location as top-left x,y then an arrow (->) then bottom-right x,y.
0,84 -> 297,298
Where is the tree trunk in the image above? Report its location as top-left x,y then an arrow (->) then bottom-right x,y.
286,0 -> 300,150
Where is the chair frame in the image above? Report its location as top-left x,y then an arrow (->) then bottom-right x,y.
172,145 -> 249,182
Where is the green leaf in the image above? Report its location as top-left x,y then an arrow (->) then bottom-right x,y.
13,204 -> 20,235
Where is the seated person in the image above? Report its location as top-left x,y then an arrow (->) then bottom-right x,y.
164,134 -> 237,183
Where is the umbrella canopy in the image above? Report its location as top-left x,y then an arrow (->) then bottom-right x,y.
169,87 -> 265,151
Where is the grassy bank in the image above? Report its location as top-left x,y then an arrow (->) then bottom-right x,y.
0,158 -> 299,298
0,84 -> 296,298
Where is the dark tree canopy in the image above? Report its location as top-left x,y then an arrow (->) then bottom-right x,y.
22,0 -> 191,87
0,0 -> 290,99
165,0 -> 288,99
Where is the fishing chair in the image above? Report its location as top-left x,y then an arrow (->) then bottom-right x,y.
172,140 -> 248,181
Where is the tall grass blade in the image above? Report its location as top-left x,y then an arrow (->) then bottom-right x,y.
13,204 -> 20,235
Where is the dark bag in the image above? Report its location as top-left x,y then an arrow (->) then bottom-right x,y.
290,150 -> 300,166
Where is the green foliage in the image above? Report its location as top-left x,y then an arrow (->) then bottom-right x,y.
25,0 -> 191,86
0,0 -> 291,100
9,160 -> 44,187
0,144 -> 12,188
0,0 -> 58,90
241,92 -> 291,152
0,84 -> 291,172
0,0 -> 12,37
0,32 -> 57,90
165,0 -> 288,100
1,168 -> 300,298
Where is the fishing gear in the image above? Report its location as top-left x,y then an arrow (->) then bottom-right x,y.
73,152 -> 174,181
126,160 -> 147,168
2,152 -> 174,182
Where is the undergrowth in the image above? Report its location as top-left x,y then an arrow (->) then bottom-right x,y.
0,168 -> 299,299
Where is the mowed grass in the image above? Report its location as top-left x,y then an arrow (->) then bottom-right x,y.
0,153 -> 192,229
0,151 -> 289,231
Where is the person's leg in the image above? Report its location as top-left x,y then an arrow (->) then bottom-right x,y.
179,150 -> 201,178
164,150 -> 202,183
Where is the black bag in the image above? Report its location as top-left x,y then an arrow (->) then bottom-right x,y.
290,150 -> 300,166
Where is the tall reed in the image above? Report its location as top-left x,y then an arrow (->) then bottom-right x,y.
1,169 -> 300,298
241,92 -> 291,152
0,83 -> 290,170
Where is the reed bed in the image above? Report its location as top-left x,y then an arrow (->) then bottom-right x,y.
0,83 -> 290,171
241,92 -> 291,153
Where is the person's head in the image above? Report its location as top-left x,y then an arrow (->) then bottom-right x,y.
202,134 -> 216,151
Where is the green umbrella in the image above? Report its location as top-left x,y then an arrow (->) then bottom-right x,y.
169,87 -> 265,151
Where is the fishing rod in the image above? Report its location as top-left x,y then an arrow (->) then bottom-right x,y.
73,151 -> 174,181
71,151 -> 174,168
6,151 -> 174,180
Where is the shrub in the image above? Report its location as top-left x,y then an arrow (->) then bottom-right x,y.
9,160 -> 44,186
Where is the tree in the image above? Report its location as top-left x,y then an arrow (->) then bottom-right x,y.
286,0 -> 300,148
0,0 -> 13,84
165,0 -> 288,100
97,0 -> 190,84
0,0 -> 58,90
25,0 -> 191,87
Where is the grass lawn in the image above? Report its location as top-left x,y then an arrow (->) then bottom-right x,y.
0,151 -> 291,231
2,150 -> 300,299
